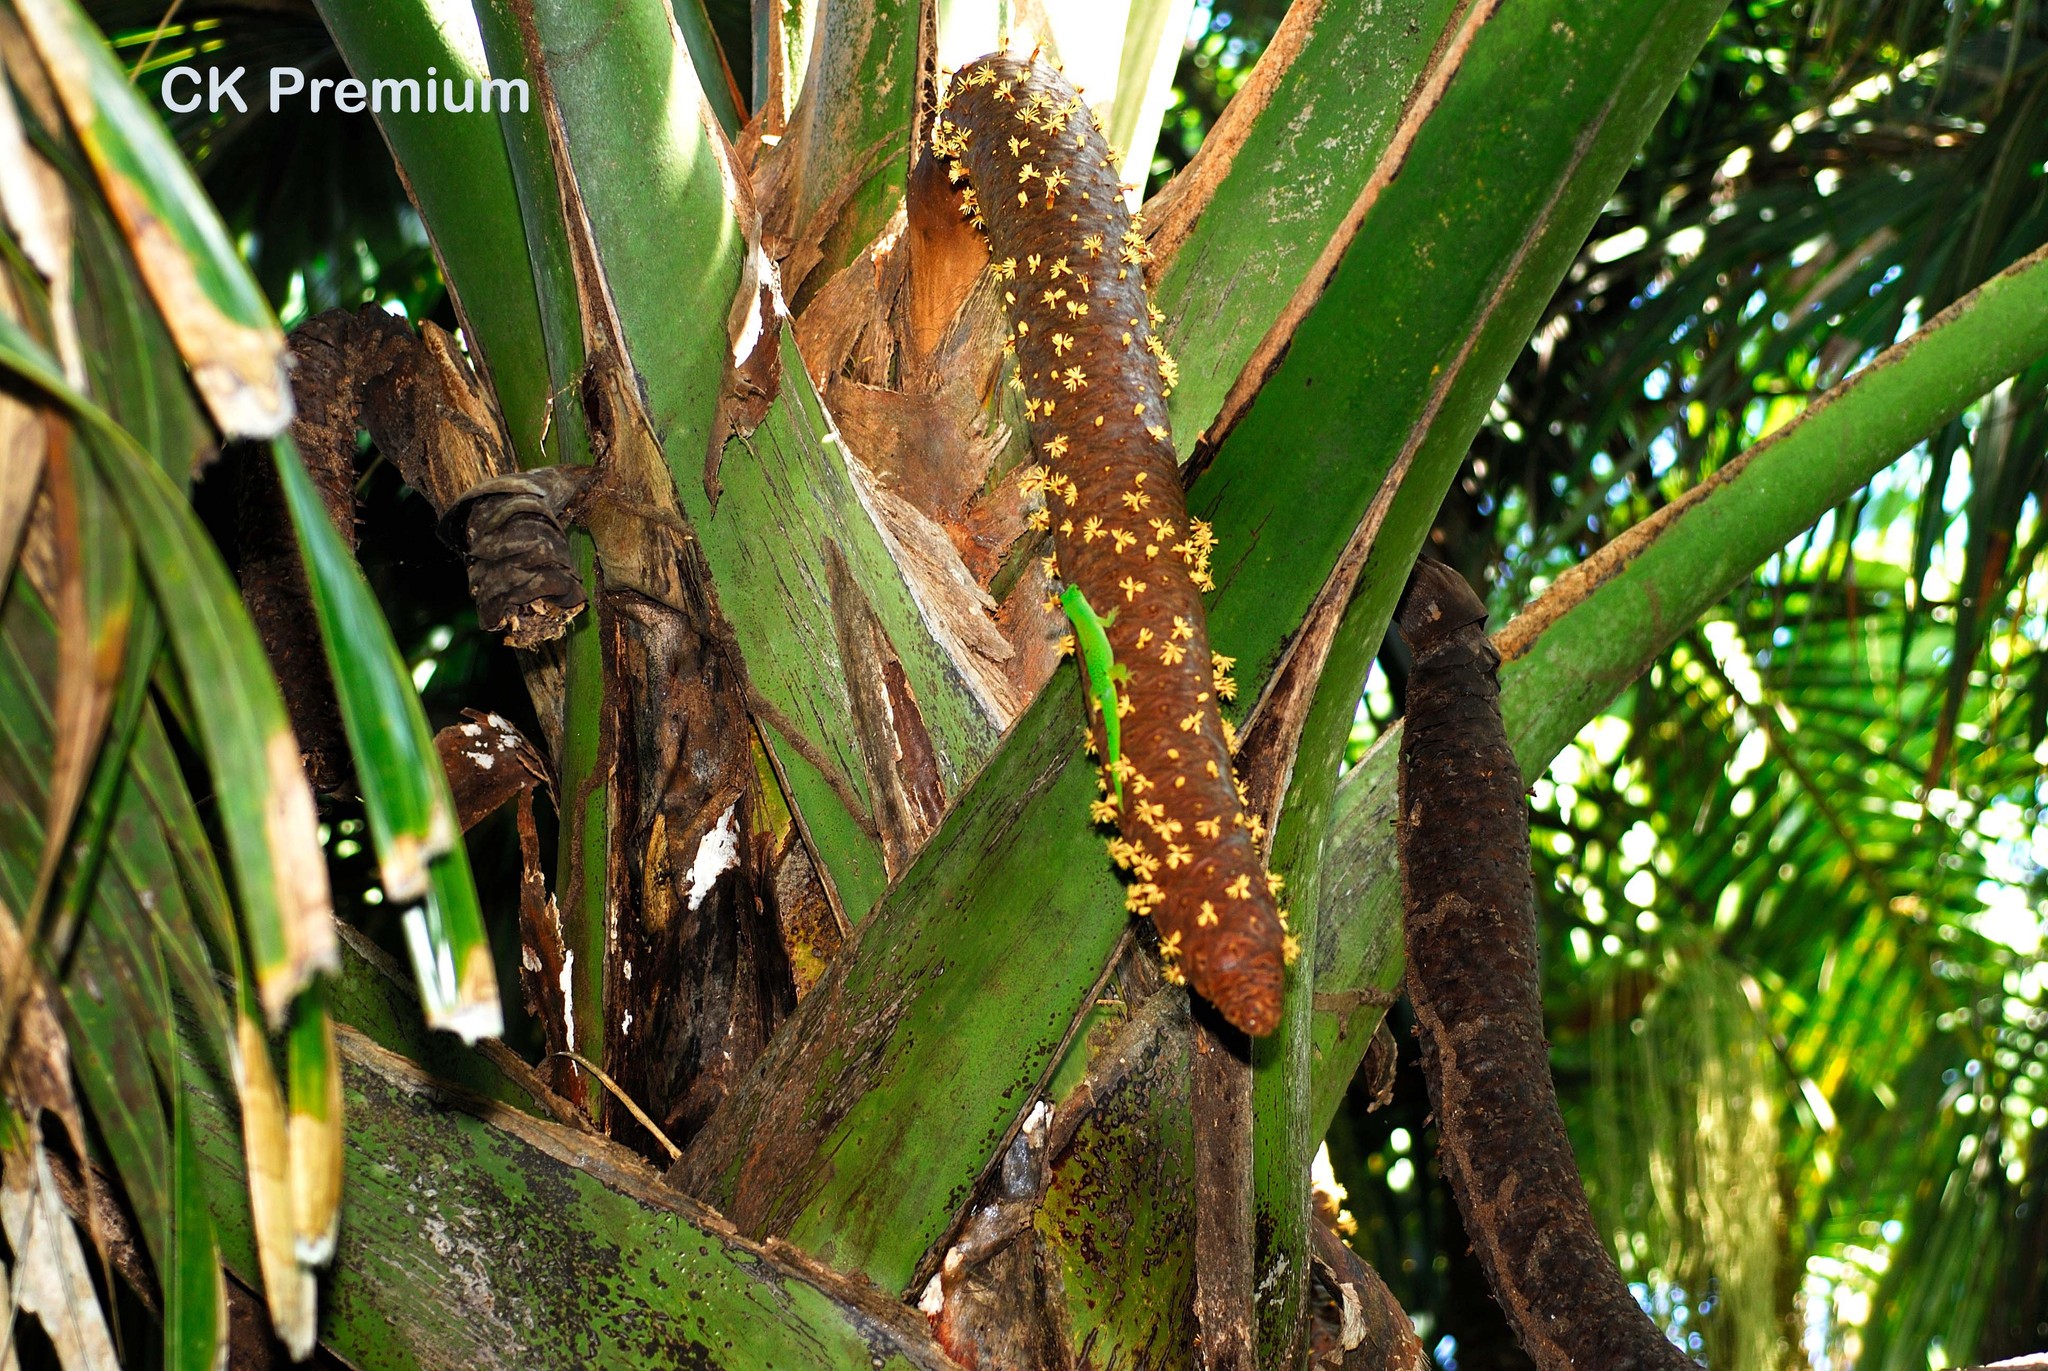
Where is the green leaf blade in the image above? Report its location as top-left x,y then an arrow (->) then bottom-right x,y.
271,436 -> 502,1042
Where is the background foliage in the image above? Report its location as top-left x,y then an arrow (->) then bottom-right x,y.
1324,1 -> 2048,1366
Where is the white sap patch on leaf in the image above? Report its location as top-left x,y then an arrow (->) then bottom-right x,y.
687,805 -> 741,911
560,949 -> 576,1049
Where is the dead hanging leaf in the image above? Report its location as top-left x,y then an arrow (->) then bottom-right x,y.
439,468 -> 593,649
433,710 -> 549,831
0,897 -> 86,1179
28,429 -> 127,945
13,0 -> 289,440
261,731 -> 337,1024
1359,1016 -> 1398,1112
0,1124 -> 119,1371
233,1012 -> 315,1360
30,1148 -> 151,1321
0,63 -> 77,387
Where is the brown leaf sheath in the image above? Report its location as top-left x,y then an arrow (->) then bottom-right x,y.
1394,559 -> 1690,1371
934,54 -> 1289,1036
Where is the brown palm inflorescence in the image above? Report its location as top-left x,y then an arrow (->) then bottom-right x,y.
934,52 -> 1290,1035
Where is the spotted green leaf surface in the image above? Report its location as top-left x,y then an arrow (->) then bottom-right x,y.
183,1025 -> 962,1371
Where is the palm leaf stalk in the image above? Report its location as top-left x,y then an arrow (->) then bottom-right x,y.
0,0 -> 2041,1366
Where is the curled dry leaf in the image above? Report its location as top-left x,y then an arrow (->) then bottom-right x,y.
440,467 -> 594,650
1307,1218 -> 1426,1371
233,1012 -> 316,1361
261,731 -> 338,1021
1,1126 -> 119,1371
434,709 -> 549,831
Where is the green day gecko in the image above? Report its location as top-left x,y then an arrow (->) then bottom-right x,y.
1060,585 -> 1128,805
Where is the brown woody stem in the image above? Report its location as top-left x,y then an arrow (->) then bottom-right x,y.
1396,558 -> 1690,1371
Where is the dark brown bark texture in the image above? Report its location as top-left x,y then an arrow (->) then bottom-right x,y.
242,308 -> 405,795
936,53 -> 1286,1036
598,569 -> 797,1154
269,308 -> 817,1156
1308,1219 -> 1427,1371
1190,1016 -> 1256,1370
572,349 -> 819,1160
234,475 -> 349,790
1394,558 -> 1690,1371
